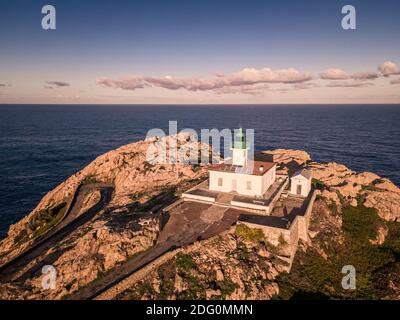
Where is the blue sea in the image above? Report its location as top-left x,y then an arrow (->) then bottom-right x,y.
0,104 -> 399,238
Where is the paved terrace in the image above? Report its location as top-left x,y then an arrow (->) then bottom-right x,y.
238,188 -> 316,230
232,176 -> 287,207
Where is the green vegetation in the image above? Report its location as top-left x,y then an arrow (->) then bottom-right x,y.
81,174 -> 99,184
235,224 -> 265,243
175,253 -> 197,271
265,240 -> 280,255
233,242 -> 251,261
13,229 -> 29,245
215,279 -> 239,299
14,202 -> 68,244
361,184 -> 381,192
327,202 -> 339,216
342,204 -> 382,242
157,263 -> 176,299
275,203 -> 400,299
312,178 -> 325,190
31,202 -> 68,238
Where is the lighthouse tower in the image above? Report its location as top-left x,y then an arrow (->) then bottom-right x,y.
232,128 -> 248,167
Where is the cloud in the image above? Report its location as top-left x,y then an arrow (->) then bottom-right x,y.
45,81 -> 71,88
378,61 -> 400,76
96,77 -> 146,90
391,78 -> 400,85
97,67 -> 313,93
320,68 -> 379,81
291,82 -> 320,90
214,84 -> 270,95
320,68 -> 349,80
325,81 -> 375,88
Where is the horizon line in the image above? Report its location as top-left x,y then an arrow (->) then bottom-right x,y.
1,103 -> 400,106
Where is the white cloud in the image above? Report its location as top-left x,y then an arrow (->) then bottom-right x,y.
97,67 -> 313,93
378,61 -> 400,76
320,68 -> 350,80
325,81 -> 374,88
320,68 -> 379,81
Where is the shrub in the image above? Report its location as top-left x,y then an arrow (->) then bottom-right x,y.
236,224 -> 265,243
81,174 -> 98,184
312,179 -> 325,190
175,253 -> 196,271
342,205 -> 381,243
216,279 -> 238,299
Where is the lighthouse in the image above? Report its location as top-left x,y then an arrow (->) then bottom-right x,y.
232,128 -> 248,167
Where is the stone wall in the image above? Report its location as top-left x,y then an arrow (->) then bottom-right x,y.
239,189 -> 317,270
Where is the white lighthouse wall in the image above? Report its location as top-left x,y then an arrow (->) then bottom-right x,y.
232,148 -> 248,166
261,165 -> 276,194
209,169 -> 275,197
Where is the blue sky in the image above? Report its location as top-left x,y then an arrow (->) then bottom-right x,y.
0,0 -> 400,104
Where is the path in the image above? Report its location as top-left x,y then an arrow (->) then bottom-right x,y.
0,183 -> 114,282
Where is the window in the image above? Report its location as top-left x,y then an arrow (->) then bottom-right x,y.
218,178 -> 223,187
246,181 -> 252,190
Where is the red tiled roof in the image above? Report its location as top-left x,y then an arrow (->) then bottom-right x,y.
209,160 -> 275,176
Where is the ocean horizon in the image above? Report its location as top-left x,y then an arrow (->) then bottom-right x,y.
0,104 -> 399,238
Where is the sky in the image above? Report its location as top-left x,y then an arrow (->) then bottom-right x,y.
0,0 -> 399,104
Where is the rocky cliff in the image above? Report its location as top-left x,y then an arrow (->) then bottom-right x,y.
0,140 -> 399,300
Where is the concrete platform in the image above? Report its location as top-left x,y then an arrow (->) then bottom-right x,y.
182,176 -> 288,214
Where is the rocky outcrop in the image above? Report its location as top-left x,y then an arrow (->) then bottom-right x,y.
115,229 -> 286,300
263,149 -> 311,174
1,143 -> 399,300
0,134 -> 211,299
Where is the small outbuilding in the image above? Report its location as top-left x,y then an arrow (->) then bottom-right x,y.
290,169 -> 312,197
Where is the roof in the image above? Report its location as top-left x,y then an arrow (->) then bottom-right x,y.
209,160 -> 275,176
292,168 -> 312,180
253,152 -> 274,162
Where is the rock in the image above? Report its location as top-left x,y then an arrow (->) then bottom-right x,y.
350,198 -> 357,207
364,190 -> 400,221
2,145 -> 400,300
370,226 -> 389,245
263,149 -> 311,165
263,149 -> 311,174
215,267 -> 224,281
375,179 -> 400,193
0,133 -> 211,299
206,289 -> 221,299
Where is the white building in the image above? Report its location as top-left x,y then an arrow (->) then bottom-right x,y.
290,169 -> 312,197
209,129 -> 276,197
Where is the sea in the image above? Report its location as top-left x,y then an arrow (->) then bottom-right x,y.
0,104 -> 399,238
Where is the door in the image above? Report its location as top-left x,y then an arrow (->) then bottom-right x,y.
232,179 -> 237,192
296,184 -> 302,195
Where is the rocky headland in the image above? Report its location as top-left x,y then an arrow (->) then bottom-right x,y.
0,136 -> 399,300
